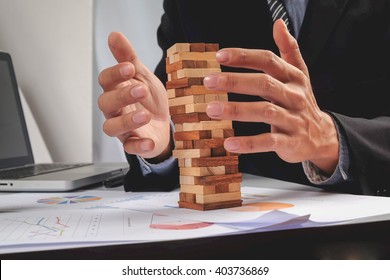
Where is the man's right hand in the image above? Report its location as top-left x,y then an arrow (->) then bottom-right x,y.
98,32 -> 172,162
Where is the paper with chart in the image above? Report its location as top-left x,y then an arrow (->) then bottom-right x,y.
1,186 -> 390,254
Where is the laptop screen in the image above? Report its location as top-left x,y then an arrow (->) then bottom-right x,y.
0,52 -> 34,169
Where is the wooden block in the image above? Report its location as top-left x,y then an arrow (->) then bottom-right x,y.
204,60 -> 221,69
180,175 -> 197,185
192,138 -> 226,149
178,199 -> 242,211
199,173 -> 242,185
171,112 -> 211,124
204,94 -> 228,102
168,95 -> 205,107
205,43 -> 219,52
178,165 -> 238,176
174,123 -> 183,132
180,184 -> 221,195
211,129 -> 235,138
182,120 -> 232,131
167,88 -> 176,99
180,183 -> 240,195
174,130 -> 212,141
225,165 -> 239,174
175,141 -> 193,149
173,148 -> 211,159
184,103 -> 208,113
166,77 -> 203,89
169,105 -> 186,115
211,146 -> 227,157
179,156 -> 239,167
167,43 -> 190,56
168,52 -> 217,64
176,139 -> 228,155
176,68 -> 221,79
179,166 -> 227,176
167,86 -> 226,98
169,102 -> 211,115
190,43 -> 205,52
166,59 -> 220,73
183,85 -> 225,95
166,59 -> 196,73
179,192 -> 196,204
196,191 -> 242,204
180,173 -> 242,185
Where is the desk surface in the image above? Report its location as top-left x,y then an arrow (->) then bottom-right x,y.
1,174 -> 390,260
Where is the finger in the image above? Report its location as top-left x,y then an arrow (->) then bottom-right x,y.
273,19 -> 309,77
98,84 -> 147,117
102,110 -> 151,137
224,133 -> 290,155
204,72 -> 298,107
206,101 -> 298,132
108,31 -> 138,64
215,47 -> 298,83
98,62 -> 135,91
123,138 -> 155,157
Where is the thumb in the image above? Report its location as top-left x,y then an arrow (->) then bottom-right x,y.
108,31 -> 138,64
273,19 -> 309,77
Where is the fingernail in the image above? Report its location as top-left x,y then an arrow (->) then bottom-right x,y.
225,139 -> 240,151
130,85 -> 145,99
216,50 -> 229,63
119,64 -> 132,78
206,102 -> 224,117
132,111 -> 147,124
203,74 -> 220,89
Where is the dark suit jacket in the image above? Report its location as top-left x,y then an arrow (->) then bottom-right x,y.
125,0 -> 390,196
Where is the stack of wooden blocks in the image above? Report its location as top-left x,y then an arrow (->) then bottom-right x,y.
166,42 -> 243,211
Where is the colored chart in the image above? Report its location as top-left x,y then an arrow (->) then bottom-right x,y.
0,213 -> 102,240
232,202 -> 294,212
37,195 -> 102,205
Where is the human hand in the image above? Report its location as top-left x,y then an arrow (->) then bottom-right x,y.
98,32 -> 172,161
204,20 -> 339,175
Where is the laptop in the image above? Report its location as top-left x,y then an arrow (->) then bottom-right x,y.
0,51 -> 129,192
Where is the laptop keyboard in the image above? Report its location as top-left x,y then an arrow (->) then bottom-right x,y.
0,163 -> 92,179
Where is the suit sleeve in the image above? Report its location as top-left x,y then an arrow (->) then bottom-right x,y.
330,113 -> 390,196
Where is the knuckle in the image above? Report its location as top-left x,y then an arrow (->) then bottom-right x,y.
102,121 -> 113,137
259,75 -> 276,94
225,74 -> 238,91
117,86 -> 129,106
238,49 -> 248,64
266,134 -> 279,150
98,71 -> 104,87
292,93 -> 306,110
262,103 -> 277,119
229,103 -> 240,118
263,50 -> 277,68
247,138 -> 257,152
121,114 -> 132,131
97,94 -> 105,111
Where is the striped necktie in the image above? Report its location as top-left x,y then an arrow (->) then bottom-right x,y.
267,0 -> 293,35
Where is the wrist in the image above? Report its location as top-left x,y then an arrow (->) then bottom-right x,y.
309,113 -> 339,175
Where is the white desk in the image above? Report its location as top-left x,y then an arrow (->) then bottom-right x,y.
1,173 -> 390,259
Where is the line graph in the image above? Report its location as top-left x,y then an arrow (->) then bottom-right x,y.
0,213 -> 103,241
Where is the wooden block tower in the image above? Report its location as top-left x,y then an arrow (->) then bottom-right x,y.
166,43 -> 243,210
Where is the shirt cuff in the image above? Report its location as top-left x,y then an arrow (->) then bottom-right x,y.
136,120 -> 177,177
137,154 -> 177,176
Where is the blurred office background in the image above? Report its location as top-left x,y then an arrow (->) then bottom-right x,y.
0,0 -> 164,163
